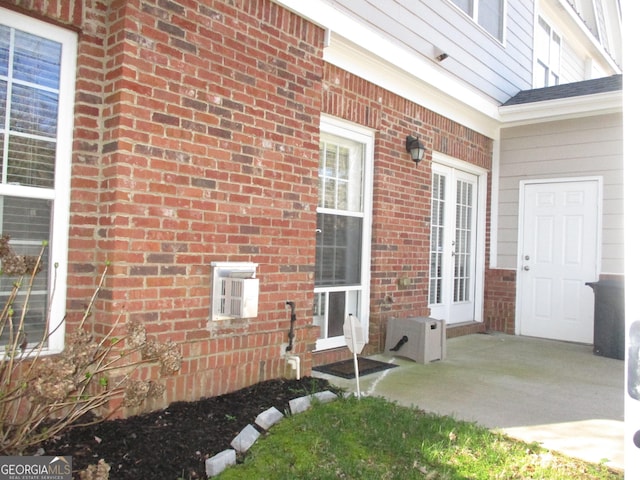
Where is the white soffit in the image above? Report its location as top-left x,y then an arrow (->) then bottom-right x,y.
274,0 -> 501,139
499,90 -> 622,127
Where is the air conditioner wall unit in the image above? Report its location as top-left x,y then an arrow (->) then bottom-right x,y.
210,262 -> 259,320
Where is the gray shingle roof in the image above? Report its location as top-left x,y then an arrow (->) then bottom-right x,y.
502,74 -> 622,106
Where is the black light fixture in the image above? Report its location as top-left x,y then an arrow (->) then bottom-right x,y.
405,135 -> 426,165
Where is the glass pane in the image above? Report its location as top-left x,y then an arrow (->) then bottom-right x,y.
454,180 -> 473,303
0,25 -> 9,77
550,33 -> 561,73
0,196 -> 51,347
0,80 -> 6,125
13,30 -> 61,89
478,0 -> 504,40
429,173 -> 446,305
11,84 -> 59,137
315,213 -> 362,287
327,291 -> 345,338
318,135 -> 363,213
7,135 -> 56,187
451,0 -> 472,15
534,61 -> 548,88
313,292 -> 326,338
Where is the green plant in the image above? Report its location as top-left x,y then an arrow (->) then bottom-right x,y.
217,396 -> 623,480
0,235 -> 182,457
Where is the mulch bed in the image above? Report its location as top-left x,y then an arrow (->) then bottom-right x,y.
33,377 -> 336,479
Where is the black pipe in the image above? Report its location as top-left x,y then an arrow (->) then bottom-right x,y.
285,301 -> 296,351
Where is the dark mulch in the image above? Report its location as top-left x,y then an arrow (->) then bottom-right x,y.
35,377 -> 336,480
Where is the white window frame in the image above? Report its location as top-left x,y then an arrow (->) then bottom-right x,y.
1,8 -> 76,355
314,116 -> 373,351
534,16 -> 562,88
448,0 -> 506,42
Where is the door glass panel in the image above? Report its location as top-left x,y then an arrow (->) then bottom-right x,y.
430,173 -> 446,304
454,180 -> 474,302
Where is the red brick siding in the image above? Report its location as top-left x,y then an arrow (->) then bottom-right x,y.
5,0 -> 498,409
483,268 -> 517,334
4,0 -> 325,411
315,64 -> 493,364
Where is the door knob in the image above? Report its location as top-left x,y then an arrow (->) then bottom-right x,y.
523,265 -> 530,271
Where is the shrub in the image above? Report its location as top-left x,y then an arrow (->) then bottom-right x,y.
0,235 -> 182,456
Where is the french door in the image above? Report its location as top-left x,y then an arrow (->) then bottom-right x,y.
429,164 -> 479,324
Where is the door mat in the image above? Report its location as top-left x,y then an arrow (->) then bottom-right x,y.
313,357 -> 398,379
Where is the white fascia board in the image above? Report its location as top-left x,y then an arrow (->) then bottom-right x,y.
548,0 -> 621,73
498,90 -> 622,127
274,0 -> 501,139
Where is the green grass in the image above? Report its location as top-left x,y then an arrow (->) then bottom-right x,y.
217,395 -> 622,480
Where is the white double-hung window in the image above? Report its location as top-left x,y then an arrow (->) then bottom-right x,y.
313,117 -> 373,351
449,0 -> 505,41
0,9 -> 76,353
534,17 -> 561,88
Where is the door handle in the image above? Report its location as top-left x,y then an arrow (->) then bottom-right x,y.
523,265 -> 530,271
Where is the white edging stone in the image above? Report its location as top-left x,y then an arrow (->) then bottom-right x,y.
255,406 -> 284,430
313,390 -> 338,403
205,449 -> 236,477
206,390 -> 338,476
289,395 -> 312,414
230,424 -> 261,453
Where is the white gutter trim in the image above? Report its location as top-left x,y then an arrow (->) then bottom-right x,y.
499,90 -> 622,127
274,0 -> 501,137
275,0 -> 621,134
556,0 -> 621,74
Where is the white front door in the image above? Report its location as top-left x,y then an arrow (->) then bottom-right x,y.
429,164 -> 478,324
517,179 -> 600,343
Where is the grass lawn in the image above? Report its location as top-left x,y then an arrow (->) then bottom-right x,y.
217,395 -> 622,480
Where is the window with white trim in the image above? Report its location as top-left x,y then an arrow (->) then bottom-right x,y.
0,9 -> 76,353
449,0 -> 505,41
313,117 -> 373,351
534,17 -> 561,88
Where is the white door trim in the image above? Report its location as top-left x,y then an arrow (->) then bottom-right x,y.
431,152 -> 487,324
515,176 -> 603,337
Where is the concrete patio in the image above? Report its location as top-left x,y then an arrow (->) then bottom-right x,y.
312,332 -> 624,471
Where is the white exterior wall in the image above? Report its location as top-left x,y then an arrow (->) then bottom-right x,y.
322,0 -> 535,103
497,112 -> 623,273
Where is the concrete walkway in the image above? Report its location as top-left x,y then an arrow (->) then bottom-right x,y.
313,333 -> 624,471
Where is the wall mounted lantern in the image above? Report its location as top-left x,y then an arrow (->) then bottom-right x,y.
405,135 -> 426,165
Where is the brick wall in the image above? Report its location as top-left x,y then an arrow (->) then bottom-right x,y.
313,64 -> 493,366
483,268 -> 517,334
5,0 -> 496,409
4,0 -> 326,411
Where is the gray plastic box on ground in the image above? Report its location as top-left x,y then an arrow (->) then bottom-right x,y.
384,317 -> 446,363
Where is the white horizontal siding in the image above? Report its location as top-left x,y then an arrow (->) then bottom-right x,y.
497,113 -> 623,273
560,41 -> 586,83
328,0 -> 534,103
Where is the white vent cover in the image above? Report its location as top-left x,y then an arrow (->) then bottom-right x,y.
211,262 -> 259,320
220,277 -> 259,318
